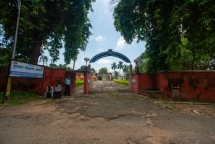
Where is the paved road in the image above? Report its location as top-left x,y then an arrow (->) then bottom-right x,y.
0,81 -> 215,144
91,81 -> 130,92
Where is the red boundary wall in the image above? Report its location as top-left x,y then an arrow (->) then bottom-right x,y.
131,71 -> 215,101
0,66 -> 77,95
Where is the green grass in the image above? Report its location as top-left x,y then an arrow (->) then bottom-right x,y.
76,80 -> 84,87
0,91 -> 43,105
114,79 -> 129,86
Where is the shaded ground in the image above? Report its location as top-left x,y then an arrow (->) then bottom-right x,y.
0,81 -> 215,144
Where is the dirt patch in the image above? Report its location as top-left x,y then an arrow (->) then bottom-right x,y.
154,100 -> 215,116
1,81 -> 215,143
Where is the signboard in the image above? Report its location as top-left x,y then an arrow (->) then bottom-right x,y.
132,79 -> 136,83
9,60 -> 44,78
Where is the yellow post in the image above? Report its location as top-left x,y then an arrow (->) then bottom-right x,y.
5,78 -> 11,98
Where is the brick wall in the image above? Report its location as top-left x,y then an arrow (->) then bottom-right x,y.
0,66 -> 77,95
131,70 -> 215,101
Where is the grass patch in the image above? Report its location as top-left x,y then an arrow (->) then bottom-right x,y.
114,79 -> 129,86
76,80 -> 84,87
0,91 -> 43,105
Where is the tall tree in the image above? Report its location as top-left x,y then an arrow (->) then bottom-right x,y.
0,0 -> 95,64
111,62 -> 117,79
112,0 -> 215,73
122,64 -> 129,79
117,61 -> 123,76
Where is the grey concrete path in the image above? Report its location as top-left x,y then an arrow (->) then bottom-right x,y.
0,81 -> 215,144
91,81 -> 130,92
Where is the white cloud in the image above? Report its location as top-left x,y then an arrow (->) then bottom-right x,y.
97,59 -> 111,64
116,36 -> 127,50
95,35 -> 106,42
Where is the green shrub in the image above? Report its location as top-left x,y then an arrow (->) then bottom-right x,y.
76,80 -> 84,87
114,79 -> 129,86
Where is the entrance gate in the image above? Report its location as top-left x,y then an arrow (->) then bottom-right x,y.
87,49 -> 133,92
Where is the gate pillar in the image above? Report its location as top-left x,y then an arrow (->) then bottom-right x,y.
84,72 -> 90,94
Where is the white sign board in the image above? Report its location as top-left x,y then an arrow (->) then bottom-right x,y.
132,79 -> 136,83
9,60 -> 44,78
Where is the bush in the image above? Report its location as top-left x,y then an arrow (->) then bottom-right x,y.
114,79 -> 129,86
76,80 -> 84,87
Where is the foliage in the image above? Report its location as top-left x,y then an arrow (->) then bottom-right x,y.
0,48 -> 10,66
122,64 -> 130,80
91,68 -> 96,73
76,80 -> 84,87
0,91 -> 42,105
39,55 -> 48,66
113,71 -> 119,79
77,65 -> 86,70
1,0 -> 95,64
98,67 -> 108,74
137,38 -> 211,72
114,79 -> 129,86
113,0 -> 215,73
111,62 -> 117,78
117,61 -> 123,76
66,66 -> 72,70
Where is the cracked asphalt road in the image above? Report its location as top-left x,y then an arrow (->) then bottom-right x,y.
0,81 -> 215,144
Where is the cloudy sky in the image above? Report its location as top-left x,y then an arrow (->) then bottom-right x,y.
42,0 -> 146,73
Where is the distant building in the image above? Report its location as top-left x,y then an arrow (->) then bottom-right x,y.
76,73 -> 112,81
97,73 -> 112,81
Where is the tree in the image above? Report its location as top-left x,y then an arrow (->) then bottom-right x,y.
122,64 -> 129,80
91,68 -> 96,73
111,62 -> 117,79
0,48 -> 11,66
113,71 -> 119,79
1,0 -> 95,64
117,61 -> 123,76
98,67 -> 108,74
112,0 -> 215,73
77,65 -> 86,70
72,51 -> 78,70
137,52 -> 149,73
39,55 -> 48,66
58,64 -> 66,68
49,63 -> 58,68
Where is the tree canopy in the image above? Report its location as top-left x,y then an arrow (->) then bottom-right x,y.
112,0 -> 215,73
98,67 -> 108,74
0,0 -> 95,64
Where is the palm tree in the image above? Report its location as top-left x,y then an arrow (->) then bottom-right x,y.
111,62 -> 117,79
117,61 -> 124,77
123,64 -> 129,80
39,55 -> 48,66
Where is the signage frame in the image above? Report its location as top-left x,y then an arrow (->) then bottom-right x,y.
9,59 -> 44,78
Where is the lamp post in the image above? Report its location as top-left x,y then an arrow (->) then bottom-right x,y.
3,0 -> 21,103
84,57 -> 90,66
134,58 -> 139,73
12,0 -> 21,59
134,58 -> 139,65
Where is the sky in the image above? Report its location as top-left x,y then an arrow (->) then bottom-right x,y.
40,0 -> 146,73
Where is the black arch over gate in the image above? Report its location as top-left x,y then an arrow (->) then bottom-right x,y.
89,49 -> 131,63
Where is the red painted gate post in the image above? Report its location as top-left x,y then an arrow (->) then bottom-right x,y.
70,73 -> 76,94
84,72 -> 88,94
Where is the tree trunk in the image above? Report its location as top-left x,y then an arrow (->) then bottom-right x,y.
29,37 -> 42,64
73,60 -> 76,70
